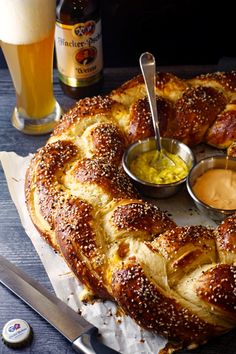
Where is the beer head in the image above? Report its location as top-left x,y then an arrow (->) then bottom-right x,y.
0,0 -> 56,44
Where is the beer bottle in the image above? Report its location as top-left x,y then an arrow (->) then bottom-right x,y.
55,0 -> 103,99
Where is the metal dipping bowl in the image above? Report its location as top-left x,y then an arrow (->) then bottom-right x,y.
122,137 -> 195,198
186,155 -> 236,221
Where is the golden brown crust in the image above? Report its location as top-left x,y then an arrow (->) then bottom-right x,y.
155,72 -> 189,103
89,123 -> 126,163
25,140 -> 78,250
128,96 -> 174,143
112,264 -> 219,346
111,201 -> 176,233
227,141 -> 236,157
190,71 -> 236,94
196,264 -> 236,322
55,197 -> 112,299
25,70 -> 236,353
173,86 -> 227,145
52,96 -> 114,137
152,226 -> 216,265
205,104 -> 236,148
216,213 -> 236,265
110,71 -> 236,149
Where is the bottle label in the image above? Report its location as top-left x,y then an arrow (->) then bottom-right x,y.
55,19 -> 103,87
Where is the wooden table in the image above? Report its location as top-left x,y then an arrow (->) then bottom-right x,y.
0,64 -> 236,354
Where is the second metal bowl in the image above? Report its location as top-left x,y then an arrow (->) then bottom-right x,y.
186,155 -> 236,221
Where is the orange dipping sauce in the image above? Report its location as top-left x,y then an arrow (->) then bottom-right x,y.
193,169 -> 236,210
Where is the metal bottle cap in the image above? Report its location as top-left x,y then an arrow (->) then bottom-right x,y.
1,319 -> 33,348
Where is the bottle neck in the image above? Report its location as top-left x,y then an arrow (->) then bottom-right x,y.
56,0 -> 100,24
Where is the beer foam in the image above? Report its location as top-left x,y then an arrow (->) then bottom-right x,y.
0,0 -> 56,44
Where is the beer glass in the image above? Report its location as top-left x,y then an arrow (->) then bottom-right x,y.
0,0 -> 62,135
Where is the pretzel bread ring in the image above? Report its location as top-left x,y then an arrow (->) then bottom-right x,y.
25,71 -> 236,352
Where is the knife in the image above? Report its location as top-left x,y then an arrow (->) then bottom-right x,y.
0,254 -> 120,354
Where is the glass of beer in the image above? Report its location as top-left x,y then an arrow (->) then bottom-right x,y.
0,0 -> 62,135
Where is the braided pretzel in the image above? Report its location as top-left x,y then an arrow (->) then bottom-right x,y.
25,71 -> 236,353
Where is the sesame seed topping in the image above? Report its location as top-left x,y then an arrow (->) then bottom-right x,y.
25,70 -> 236,349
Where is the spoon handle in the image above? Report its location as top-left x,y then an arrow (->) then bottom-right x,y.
139,52 -> 161,152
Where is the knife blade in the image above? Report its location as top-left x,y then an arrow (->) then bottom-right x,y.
0,254 -> 120,354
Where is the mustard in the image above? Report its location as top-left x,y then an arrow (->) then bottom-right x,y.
130,149 -> 189,184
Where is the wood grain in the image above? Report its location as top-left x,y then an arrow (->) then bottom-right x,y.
0,66 -> 236,354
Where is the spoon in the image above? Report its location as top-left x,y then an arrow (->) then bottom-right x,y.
139,52 -> 173,169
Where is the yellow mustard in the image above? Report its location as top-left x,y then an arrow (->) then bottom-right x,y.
130,149 -> 189,184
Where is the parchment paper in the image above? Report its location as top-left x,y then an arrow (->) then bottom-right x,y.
0,147 -> 219,354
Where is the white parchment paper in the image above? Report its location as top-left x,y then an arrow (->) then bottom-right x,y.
0,149 -> 218,353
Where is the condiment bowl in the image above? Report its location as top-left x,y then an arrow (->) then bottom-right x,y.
186,155 -> 236,221
122,137 -> 195,198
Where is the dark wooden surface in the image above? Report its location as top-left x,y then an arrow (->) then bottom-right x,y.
0,64 -> 236,354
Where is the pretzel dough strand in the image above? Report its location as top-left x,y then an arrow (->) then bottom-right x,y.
25,71 -> 236,352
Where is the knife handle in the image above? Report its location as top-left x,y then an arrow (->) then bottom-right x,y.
72,327 -> 120,354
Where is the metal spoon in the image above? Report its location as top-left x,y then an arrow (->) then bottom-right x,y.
139,52 -> 172,168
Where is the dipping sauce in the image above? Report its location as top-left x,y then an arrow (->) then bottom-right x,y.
192,169 -> 236,209
130,149 -> 189,184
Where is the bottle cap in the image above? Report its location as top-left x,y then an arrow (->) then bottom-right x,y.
1,319 -> 33,348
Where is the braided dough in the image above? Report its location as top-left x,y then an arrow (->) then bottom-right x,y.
25,71 -> 236,352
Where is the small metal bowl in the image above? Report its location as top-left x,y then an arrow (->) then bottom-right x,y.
186,155 -> 236,221
122,137 -> 195,198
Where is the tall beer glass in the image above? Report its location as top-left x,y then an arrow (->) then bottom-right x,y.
0,0 -> 62,134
